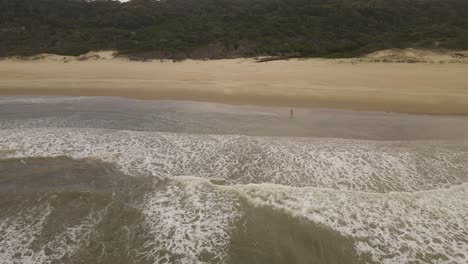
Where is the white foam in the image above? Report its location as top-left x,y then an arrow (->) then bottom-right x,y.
0,203 -> 52,264
2,127 -> 468,263
139,180 -> 242,263
236,183 -> 468,263
0,200 -> 97,264
1,128 -> 467,192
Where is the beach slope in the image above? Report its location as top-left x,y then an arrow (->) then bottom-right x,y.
1,50 -> 467,115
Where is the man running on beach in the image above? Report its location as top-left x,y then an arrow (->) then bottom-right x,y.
290,108 -> 293,119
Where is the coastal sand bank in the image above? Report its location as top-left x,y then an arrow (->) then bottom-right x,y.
1,50 -> 467,115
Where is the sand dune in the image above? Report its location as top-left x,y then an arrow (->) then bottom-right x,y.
0,50 -> 467,115
359,48 -> 468,63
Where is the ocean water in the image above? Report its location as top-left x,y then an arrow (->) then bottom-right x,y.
1,96 -> 467,264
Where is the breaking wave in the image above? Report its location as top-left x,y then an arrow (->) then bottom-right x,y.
1,127 -> 468,263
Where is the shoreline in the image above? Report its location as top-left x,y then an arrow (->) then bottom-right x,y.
3,96 -> 468,141
2,88 -> 468,117
1,51 -> 468,116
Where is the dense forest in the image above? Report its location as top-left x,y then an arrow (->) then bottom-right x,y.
1,0 -> 468,59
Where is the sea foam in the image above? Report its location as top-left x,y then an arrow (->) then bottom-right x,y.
236,182 -> 468,263
1,128 -> 467,193
1,127 -> 468,263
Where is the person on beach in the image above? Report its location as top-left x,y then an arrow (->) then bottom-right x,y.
290,108 -> 293,119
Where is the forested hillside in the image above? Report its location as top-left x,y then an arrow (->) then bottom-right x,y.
1,0 -> 468,59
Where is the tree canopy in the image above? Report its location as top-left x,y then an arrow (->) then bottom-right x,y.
1,0 -> 468,59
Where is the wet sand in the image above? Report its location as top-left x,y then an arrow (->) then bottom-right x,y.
2,96 -> 468,140
0,55 -> 468,115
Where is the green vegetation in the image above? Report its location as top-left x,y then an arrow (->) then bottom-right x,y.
1,0 -> 468,59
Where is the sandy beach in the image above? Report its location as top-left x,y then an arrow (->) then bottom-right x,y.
1,50 -> 468,115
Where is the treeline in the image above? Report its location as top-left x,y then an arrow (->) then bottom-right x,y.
1,0 -> 468,59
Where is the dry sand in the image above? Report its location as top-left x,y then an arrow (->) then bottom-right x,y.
0,50 -> 468,115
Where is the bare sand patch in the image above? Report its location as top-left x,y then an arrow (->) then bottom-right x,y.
0,50 -> 467,115
347,48 -> 468,63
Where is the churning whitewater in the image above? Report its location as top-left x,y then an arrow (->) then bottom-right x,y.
1,97 -> 467,264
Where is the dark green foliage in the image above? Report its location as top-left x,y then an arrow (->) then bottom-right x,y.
1,0 -> 468,59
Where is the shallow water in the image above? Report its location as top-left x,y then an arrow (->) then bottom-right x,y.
1,97 -> 468,264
